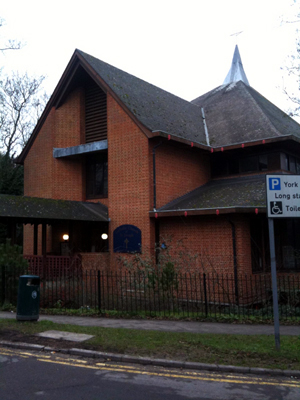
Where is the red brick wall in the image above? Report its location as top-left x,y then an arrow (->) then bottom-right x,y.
23,88 -> 85,253
24,107 -> 55,198
81,253 -> 110,271
52,87 -> 84,201
153,143 -> 210,209
158,214 -> 252,275
23,224 -> 52,256
24,88 -> 84,200
107,94 -> 152,261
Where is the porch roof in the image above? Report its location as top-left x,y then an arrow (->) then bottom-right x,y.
152,174 -> 266,216
0,195 -> 108,223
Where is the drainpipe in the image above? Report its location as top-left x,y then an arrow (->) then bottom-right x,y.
155,219 -> 160,265
229,220 -> 239,305
152,141 -> 162,211
152,141 -> 163,265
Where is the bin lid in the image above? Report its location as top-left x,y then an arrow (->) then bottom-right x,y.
19,275 -> 40,279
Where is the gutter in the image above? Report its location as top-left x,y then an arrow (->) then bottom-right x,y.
150,206 -> 266,218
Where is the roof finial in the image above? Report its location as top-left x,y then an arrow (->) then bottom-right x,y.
223,45 -> 249,86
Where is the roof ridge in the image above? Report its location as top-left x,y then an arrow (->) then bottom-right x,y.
77,50 -> 207,144
242,84 -> 285,137
77,49 -> 200,107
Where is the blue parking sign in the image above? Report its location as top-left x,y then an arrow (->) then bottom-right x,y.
269,177 -> 281,190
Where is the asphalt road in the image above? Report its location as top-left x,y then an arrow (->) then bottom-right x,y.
0,347 -> 299,400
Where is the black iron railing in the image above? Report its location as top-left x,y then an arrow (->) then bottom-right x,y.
1,268 -> 299,320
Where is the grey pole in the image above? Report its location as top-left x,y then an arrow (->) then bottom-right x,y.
268,218 -> 280,350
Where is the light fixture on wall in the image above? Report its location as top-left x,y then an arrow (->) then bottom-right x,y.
62,234 -> 69,241
101,233 -> 108,240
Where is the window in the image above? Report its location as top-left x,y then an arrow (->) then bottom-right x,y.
258,154 -> 268,171
251,217 -> 269,273
281,153 -> 300,174
212,153 -> 270,178
274,219 -> 300,271
86,153 -> 108,198
240,156 -> 258,173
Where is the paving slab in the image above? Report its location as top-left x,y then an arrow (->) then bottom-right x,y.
36,330 -> 94,342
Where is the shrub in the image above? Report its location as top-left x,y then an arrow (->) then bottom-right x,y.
0,239 -> 28,305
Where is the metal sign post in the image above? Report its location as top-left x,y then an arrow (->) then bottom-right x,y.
267,218 -> 280,350
266,174 -> 300,351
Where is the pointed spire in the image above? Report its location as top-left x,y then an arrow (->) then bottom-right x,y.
223,45 -> 249,86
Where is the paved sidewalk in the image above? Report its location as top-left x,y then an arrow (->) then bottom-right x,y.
0,311 -> 299,335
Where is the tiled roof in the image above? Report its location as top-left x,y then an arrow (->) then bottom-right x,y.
17,48 -> 300,165
157,175 -> 266,212
191,81 -> 300,147
78,50 -> 207,145
0,195 -> 108,222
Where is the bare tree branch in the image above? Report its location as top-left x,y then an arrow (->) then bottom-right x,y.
0,18 -> 23,53
0,71 -> 48,156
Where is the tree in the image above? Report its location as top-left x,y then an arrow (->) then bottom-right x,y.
0,18 -> 48,246
0,71 -> 47,156
282,1 -> 300,117
0,152 -> 24,244
0,17 -> 22,53
0,17 -> 48,156
0,152 -> 23,195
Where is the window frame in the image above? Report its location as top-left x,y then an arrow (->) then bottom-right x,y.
86,152 -> 108,199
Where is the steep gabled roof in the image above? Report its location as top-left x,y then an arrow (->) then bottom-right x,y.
191,80 -> 300,147
77,50 -> 207,144
17,48 -> 300,164
17,49 -> 208,163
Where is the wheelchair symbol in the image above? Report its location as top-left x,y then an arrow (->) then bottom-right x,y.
270,201 -> 282,215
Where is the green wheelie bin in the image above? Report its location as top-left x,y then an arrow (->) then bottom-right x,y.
16,275 -> 40,321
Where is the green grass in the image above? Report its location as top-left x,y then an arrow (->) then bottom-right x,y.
0,318 -> 299,370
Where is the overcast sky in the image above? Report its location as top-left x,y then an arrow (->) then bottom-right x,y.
1,0 -> 299,114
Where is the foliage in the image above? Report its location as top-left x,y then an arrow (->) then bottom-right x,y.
117,237 -> 200,293
0,152 -> 24,244
0,239 -> 28,305
0,239 -> 28,269
0,152 -> 23,195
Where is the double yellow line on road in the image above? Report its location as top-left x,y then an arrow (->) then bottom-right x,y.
1,346 -> 299,388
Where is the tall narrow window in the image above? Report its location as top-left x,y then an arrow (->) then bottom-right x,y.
86,153 -> 108,198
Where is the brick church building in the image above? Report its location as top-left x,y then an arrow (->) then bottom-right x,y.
10,46 -> 300,274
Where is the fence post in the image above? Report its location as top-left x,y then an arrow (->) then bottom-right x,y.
203,273 -> 208,317
97,270 -> 101,314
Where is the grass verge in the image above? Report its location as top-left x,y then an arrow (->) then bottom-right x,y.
0,318 -> 299,370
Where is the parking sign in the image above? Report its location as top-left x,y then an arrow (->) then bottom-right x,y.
266,175 -> 300,218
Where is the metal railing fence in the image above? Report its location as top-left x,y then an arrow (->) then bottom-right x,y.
1,267 -> 299,320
